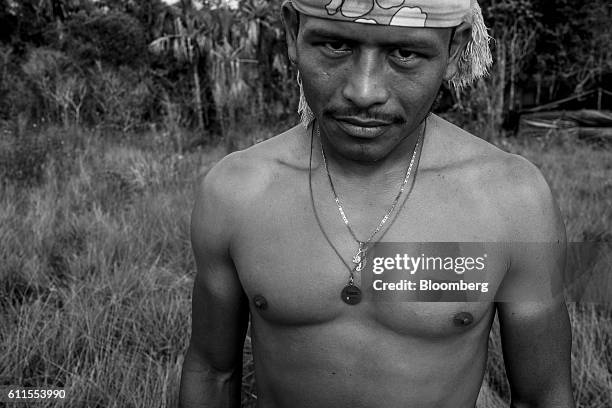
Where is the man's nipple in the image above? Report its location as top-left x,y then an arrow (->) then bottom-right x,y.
253,294 -> 268,311
453,312 -> 474,327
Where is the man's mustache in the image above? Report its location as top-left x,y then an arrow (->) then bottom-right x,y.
323,107 -> 406,124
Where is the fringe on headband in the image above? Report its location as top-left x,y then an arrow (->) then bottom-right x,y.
448,0 -> 493,90
297,71 -> 315,129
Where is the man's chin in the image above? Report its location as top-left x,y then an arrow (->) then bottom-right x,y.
332,142 -> 395,164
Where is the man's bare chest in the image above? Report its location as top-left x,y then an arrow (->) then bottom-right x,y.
230,175 -> 507,336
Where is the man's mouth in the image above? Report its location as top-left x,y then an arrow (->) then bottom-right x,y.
333,116 -> 393,138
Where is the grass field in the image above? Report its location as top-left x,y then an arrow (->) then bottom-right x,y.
0,124 -> 611,407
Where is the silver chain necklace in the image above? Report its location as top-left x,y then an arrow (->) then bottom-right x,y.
311,117 -> 426,305
318,120 -> 424,274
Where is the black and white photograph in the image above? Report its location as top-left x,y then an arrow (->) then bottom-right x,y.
0,0 -> 610,407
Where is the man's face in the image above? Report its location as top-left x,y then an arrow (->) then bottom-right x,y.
285,9 -> 467,162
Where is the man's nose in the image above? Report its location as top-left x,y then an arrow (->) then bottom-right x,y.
341,51 -> 390,109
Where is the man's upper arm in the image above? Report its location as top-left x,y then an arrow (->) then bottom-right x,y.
496,156 -> 574,407
188,156 -> 249,373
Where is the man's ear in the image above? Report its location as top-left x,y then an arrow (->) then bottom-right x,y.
282,2 -> 300,64
444,22 -> 471,81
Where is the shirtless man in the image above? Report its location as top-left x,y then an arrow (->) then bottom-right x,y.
179,0 -> 574,407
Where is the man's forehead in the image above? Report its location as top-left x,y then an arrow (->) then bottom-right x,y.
289,0 -> 471,28
300,15 -> 450,48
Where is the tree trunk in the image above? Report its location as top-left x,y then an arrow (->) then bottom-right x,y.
509,30 -> 517,112
494,41 -> 506,134
535,74 -> 542,105
225,105 -> 237,153
192,62 -> 205,133
62,105 -> 69,129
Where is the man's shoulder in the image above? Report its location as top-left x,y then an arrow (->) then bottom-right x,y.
431,115 -> 564,241
429,115 -> 539,181
196,125 -> 306,207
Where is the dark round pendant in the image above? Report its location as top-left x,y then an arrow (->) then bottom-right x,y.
341,285 -> 362,305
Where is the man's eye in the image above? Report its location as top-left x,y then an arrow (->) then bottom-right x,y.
391,49 -> 419,62
323,42 -> 350,52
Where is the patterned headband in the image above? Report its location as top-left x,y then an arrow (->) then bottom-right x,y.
289,0 -> 492,86
291,0 -> 471,28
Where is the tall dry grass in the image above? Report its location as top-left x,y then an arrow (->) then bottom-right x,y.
1,128 -> 222,407
0,128 -> 610,407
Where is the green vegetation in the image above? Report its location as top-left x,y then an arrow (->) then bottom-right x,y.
1,126 -> 610,407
